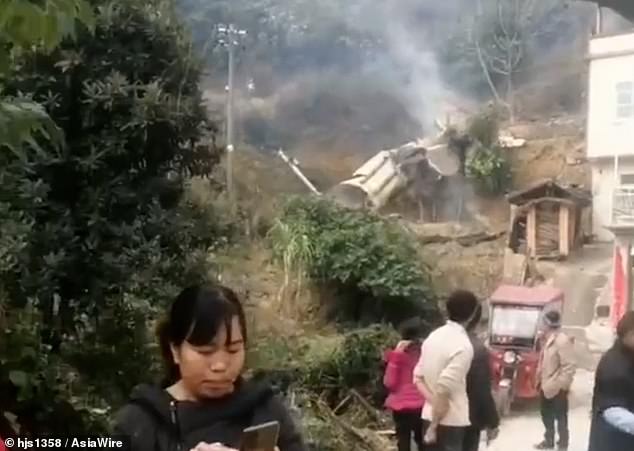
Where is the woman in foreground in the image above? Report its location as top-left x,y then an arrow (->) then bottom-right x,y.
114,284 -> 306,451
588,311 -> 634,451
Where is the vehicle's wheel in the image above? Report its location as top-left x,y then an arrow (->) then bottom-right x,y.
497,386 -> 513,417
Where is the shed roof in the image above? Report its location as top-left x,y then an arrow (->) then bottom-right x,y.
506,179 -> 591,207
489,284 -> 564,306
513,197 -> 581,217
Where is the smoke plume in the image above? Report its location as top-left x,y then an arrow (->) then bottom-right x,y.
183,0 -> 602,155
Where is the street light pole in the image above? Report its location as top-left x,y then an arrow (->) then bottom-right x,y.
217,24 -> 246,214
226,38 -> 236,212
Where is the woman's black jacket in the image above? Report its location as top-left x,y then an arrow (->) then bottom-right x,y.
113,380 -> 306,451
588,342 -> 634,451
466,333 -> 500,431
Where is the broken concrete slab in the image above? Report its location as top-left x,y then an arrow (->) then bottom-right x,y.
499,132 -> 526,148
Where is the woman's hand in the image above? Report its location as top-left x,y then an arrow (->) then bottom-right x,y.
190,443 -> 237,451
395,340 -> 412,352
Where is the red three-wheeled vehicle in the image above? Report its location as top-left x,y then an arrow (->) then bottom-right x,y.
487,284 -> 565,416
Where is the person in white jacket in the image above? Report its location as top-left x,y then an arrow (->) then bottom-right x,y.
413,290 -> 479,451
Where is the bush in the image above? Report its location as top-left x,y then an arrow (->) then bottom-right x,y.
247,325 -> 403,451
0,0 -> 228,434
465,111 -> 512,196
466,145 -> 512,196
268,196 -> 439,326
300,326 -> 399,403
249,325 -> 400,406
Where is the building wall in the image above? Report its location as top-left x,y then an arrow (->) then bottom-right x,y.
587,32 -> 634,160
591,159 -> 634,241
588,32 -> 634,241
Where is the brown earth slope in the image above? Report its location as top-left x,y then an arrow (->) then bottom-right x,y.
222,114 -> 589,310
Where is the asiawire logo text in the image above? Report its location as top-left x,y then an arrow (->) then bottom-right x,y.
70,438 -> 125,448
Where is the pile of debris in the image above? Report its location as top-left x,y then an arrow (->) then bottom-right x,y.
274,115 -> 529,227
322,121 -> 526,223
295,390 -> 395,451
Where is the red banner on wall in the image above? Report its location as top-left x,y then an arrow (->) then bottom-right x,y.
612,245 -> 628,328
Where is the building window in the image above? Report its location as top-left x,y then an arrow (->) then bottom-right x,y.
621,173 -> 634,185
616,81 -> 634,118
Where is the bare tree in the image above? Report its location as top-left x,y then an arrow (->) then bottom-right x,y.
467,0 -> 563,122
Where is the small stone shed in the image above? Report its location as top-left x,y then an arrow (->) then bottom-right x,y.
506,180 -> 591,259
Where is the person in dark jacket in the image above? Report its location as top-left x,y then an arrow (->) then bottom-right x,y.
113,284 -> 306,451
462,304 -> 499,451
588,311 -> 634,451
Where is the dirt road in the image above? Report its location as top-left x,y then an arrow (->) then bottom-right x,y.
487,247 -> 608,451
486,369 -> 593,451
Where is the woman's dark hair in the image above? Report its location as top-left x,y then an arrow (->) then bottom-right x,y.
446,289 -> 479,323
616,311 -> 634,340
157,284 -> 247,386
398,317 -> 425,341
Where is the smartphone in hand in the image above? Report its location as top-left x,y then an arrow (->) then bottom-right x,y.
239,421 -> 280,451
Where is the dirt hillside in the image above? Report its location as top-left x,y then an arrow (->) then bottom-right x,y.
505,116 -> 589,190
224,113 -> 589,312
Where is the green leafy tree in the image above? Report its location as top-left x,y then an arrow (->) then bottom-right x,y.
0,0 -> 95,150
0,0 -> 228,435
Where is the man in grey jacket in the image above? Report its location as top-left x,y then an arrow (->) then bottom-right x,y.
535,311 -> 576,450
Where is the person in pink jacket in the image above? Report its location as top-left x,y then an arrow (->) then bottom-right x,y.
384,318 -> 427,451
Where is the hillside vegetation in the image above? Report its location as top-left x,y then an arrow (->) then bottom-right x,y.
0,0 -> 599,448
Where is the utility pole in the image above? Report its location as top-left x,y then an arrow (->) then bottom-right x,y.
226,38 -> 236,212
217,24 -> 246,214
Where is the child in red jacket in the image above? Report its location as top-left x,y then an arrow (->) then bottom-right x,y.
383,318 -> 426,451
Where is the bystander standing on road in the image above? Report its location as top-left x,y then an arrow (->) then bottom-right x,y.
588,311 -> 634,451
463,304 -> 499,451
535,311 -> 576,451
383,318 -> 427,451
413,290 -> 478,451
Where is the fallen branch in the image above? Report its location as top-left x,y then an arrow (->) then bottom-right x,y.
349,389 -> 382,423
417,230 -> 506,246
376,430 -> 395,436
332,394 -> 352,415
316,400 -> 382,451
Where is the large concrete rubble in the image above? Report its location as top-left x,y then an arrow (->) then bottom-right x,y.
323,125 -> 526,225
325,135 -> 462,214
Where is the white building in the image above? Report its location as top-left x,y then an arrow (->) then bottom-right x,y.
587,30 -> 634,241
